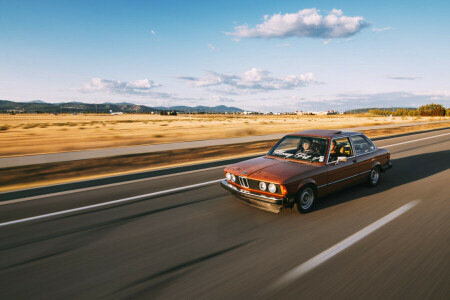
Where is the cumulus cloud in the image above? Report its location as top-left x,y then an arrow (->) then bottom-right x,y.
413,90 -> 450,101
227,8 -> 370,40
296,91 -> 450,111
210,96 -> 237,103
81,78 -> 162,95
372,27 -> 392,32
387,76 -> 421,80
178,68 -> 316,92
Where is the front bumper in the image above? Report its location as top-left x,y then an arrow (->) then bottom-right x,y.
220,180 -> 288,213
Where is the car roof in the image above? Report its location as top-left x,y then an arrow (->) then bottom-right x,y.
288,129 -> 363,138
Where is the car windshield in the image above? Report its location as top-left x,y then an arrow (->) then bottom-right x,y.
268,136 -> 329,163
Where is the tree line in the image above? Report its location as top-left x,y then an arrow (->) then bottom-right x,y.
369,103 -> 449,116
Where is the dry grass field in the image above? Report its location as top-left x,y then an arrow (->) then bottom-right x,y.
0,113 -> 448,157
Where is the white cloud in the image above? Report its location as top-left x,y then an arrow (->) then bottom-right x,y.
227,8 -> 370,40
207,43 -> 218,51
178,68 -> 316,92
211,96 -> 237,103
151,30 -> 156,35
372,27 -> 392,32
413,90 -> 450,99
387,76 -> 421,80
80,78 -> 162,95
304,91 -> 450,110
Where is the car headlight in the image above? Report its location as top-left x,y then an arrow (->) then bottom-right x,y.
230,174 -> 236,182
226,172 -> 231,181
268,183 -> 277,193
259,182 -> 267,191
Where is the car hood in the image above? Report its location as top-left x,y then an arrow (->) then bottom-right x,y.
225,156 -> 318,183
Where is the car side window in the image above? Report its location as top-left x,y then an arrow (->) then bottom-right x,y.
350,135 -> 375,155
328,137 -> 354,162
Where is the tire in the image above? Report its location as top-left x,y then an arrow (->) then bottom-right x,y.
295,185 -> 316,214
368,166 -> 381,186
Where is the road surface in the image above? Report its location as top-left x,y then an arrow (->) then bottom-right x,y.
0,129 -> 449,299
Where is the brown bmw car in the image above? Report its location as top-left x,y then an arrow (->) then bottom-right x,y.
221,129 -> 392,213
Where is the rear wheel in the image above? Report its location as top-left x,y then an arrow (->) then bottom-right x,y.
368,166 -> 381,186
295,185 -> 316,214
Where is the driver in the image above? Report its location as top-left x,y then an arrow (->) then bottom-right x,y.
297,138 -> 315,155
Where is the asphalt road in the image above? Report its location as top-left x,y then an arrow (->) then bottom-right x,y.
0,129 -> 449,299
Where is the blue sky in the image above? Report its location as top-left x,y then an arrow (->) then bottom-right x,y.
1,0 -> 449,111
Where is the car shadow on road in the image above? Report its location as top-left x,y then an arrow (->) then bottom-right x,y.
313,150 -> 450,212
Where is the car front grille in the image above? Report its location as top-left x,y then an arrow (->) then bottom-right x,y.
238,176 -> 249,188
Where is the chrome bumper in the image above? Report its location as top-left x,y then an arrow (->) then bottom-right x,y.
220,180 -> 288,213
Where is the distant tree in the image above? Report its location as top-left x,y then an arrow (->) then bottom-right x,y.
418,103 -> 445,116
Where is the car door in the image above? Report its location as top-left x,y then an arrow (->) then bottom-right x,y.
325,136 -> 360,193
350,134 -> 377,179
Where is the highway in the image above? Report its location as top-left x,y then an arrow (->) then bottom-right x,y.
0,129 -> 449,299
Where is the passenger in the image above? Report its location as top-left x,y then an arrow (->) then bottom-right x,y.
329,140 -> 342,161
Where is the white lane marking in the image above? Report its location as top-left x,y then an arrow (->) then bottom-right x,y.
0,165 -> 228,206
1,131 -> 449,206
0,179 -> 223,227
378,132 -> 450,148
271,200 -> 420,291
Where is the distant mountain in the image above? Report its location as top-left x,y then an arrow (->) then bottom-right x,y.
154,105 -> 244,113
102,102 -> 135,105
27,100 -> 48,103
0,100 -> 245,114
0,100 -> 157,113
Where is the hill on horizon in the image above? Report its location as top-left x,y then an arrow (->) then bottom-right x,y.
345,107 -> 418,114
0,100 -> 244,114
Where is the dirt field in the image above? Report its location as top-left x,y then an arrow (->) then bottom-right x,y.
0,114 -> 448,157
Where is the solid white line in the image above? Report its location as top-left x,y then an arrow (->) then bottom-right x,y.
379,132 -> 450,148
0,165 -> 227,206
0,179 -> 223,227
270,200 -> 420,291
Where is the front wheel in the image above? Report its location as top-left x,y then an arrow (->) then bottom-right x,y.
368,166 -> 381,186
295,185 -> 316,214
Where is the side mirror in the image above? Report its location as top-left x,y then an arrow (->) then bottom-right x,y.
335,156 -> 347,165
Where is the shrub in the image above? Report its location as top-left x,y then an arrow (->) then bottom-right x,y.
23,123 -> 40,129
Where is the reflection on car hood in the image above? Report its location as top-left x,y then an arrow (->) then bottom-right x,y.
225,156 -> 317,183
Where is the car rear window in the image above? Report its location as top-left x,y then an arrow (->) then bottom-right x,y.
351,135 -> 375,155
